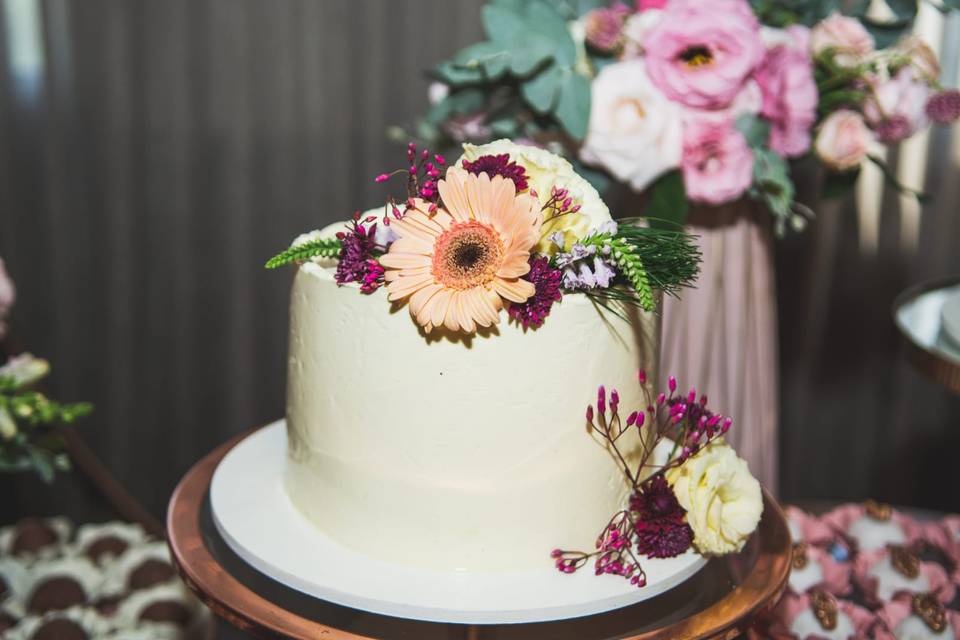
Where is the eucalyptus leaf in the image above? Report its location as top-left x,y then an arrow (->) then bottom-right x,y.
527,0 -> 577,66
735,114 -> 772,149
521,64 -> 563,114
453,42 -> 510,80
751,148 -> 795,220
647,171 -> 689,228
434,60 -> 484,86
555,71 -> 591,140
482,4 -> 526,43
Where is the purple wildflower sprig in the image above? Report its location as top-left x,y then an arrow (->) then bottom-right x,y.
334,211 -> 390,294
507,257 -> 562,330
462,153 -> 529,192
551,372 -> 732,587
374,141 -> 446,219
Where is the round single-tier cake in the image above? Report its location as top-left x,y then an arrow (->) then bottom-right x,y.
284,260 -> 659,571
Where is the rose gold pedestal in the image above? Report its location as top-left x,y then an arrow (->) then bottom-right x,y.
167,427 -> 792,640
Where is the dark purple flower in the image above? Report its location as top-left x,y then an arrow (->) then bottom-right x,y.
507,257 -> 562,329
461,154 -> 529,192
926,90 -> 960,124
634,518 -> 694,559
630,475 -> 693,558
335,220 -> 383,294
874,115 -> 912,143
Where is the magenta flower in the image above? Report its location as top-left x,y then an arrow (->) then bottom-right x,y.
636,0 -> 668,8
584,4 -> 630,53
643,0 -> 765,110
335,219 -> 384,294
461,153 -> 529,193
926,89 -> 960,124
864,68 -> 931,143
755,44 -> 817,157
681,119 -> 754,205
507,257 -> 562,329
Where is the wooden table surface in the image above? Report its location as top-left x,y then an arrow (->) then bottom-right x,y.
167,428 -> 792,639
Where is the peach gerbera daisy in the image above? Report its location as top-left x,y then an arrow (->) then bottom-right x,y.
380,167 -> 542,333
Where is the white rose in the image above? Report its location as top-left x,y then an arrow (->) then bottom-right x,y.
579,59 -> 682,193
815,109 -> 873,171
621,10 -> 665,58
458,139 -> 611,252
666,440 -> 763,555
0,353 -> 50,387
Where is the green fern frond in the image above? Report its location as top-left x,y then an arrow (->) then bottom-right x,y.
265,238 -> 342,269
610,240 -> 655,312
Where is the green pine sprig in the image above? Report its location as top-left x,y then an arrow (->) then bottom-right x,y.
612,220 -> 701,300
608,238 -> 655,312
265,238 -> 342,269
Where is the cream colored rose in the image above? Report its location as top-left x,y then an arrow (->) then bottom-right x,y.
810,12 -> 874,68
458,139 -> 611,253
815,109 -> 874,171
666,440 -> 763,555
580,59 -> 682,192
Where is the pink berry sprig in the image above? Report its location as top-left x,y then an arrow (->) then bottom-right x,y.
373,142 -> 446,222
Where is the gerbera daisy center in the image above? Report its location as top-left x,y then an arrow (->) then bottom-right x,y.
433,221 -> 504,290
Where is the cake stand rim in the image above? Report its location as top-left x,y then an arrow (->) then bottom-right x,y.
167,424 -> 792,640
892,275 -> 960,394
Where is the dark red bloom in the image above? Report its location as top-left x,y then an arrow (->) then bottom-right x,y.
335,220 -> 383,294
461,154 -> 529,192
630,475 -> 693,558
874,115 -> 912,143
507,257 -> 562,329
634,518 -> 693,558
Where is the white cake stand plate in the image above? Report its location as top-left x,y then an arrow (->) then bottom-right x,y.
210,421 -> 709,624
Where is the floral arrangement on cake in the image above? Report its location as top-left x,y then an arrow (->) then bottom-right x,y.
0,354 -> 92,482
402,0 -> 960,233
552,371 -> 763,588
266,139 -> 700,334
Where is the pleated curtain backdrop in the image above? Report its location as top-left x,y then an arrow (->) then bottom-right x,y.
0,0 -> 959,524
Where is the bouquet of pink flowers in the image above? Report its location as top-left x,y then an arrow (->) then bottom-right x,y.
412,0 -> 960,233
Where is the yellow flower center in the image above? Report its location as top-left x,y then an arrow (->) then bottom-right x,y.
432,221 -> 504,290
679,45 -> 713,68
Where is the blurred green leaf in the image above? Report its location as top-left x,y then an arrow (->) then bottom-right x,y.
736,114 -> 772,149
554,71 -> 591,140
527,1 -> 577,66
521,64 -> 563,113
751,148 -> 795,220
647,171 -> 689,227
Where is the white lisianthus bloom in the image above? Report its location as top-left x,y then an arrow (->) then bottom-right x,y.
579,59 -> 683,193
666,440 -> 763,555
0,353 -> 50,387
458,139 -> 612,254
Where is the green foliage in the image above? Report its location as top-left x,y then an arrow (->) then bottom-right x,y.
265,238 -> 342,269
735,114 -> 771,149
579,221 -> 701,313
867,154 -> 929,201
0,357 -> 92,483
750,148 -> 803,236
821,166 -> 861,200
431,0 -> 590,141
647,171 -> 689,228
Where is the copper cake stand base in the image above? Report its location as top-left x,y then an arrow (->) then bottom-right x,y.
167,427 -> 792,640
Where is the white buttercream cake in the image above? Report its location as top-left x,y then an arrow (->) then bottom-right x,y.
284,258 -> 658,571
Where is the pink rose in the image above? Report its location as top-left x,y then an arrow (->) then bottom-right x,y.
681,118 -> 754,205
815,109 -> 874,170
864,68 -> 931,143
0,257 -> 14,340
810,12 -> 875,67
636,0 -> 667,9
584,4 -> 630,53
642,0 -> 765,110
755,44 -> 817,157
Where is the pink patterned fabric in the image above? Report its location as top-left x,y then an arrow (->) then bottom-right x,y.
660,202 -> 779,493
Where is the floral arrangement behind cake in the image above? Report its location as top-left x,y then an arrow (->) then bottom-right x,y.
267,139 -> 701,335
0,354 -> 92,482
404,0 -> 960,233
